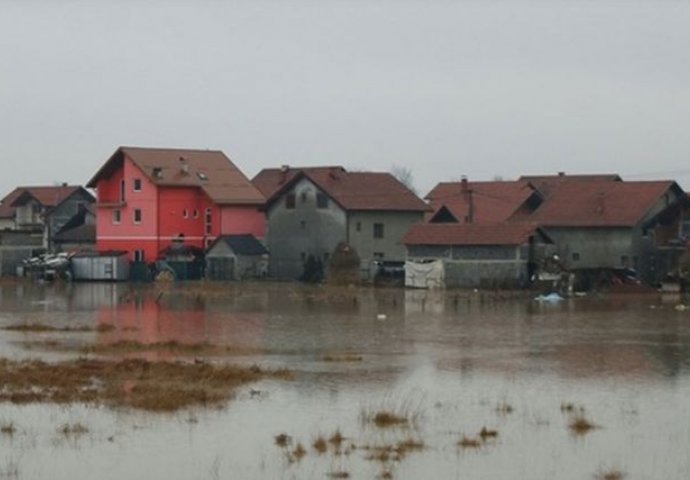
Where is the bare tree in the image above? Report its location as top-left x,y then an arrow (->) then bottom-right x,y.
391,164 -> 417,194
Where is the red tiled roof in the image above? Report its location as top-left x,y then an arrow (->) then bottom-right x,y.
403,222 -> 545,246
252,167 -> 430,212
87,147 -> 265,205
529,180 -> 679,227
519,174 -> 622,197
0,186 -> 83,218
425,181 -> 539,223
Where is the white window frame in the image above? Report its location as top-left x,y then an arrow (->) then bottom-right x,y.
112,209 -> 121,224
133,178 -> 142,192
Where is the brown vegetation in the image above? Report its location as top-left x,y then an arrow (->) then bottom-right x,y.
0,357 -> 291,412
322,354 -> 363,363
594,469 -> 625,480
312,435 -> 328,454
0,422 -> 16,435
58,423 -> 88,436
371,411 -> 409,428
568,414 -> 598,435
479,427 -> 498,440
495,401 -> 514,415
326,472 -> 350,479
457,436 -> 482,449
2,323 -> 93,333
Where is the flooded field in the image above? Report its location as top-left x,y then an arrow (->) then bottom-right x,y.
0,281 -> 689,480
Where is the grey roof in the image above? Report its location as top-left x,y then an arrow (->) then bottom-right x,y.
53,224 -> 96,243
212,234 -> 268,255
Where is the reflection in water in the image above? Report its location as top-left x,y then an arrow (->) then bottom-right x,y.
0,282 -> 689,479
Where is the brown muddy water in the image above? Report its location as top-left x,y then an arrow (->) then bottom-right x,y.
0,281 -> 689,480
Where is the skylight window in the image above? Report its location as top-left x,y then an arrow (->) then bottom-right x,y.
197,172 -> 208,181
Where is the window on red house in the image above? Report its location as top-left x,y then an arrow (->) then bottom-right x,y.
112,209 -> 121,224
133,209 -> 142,224
133,178 -> 142,192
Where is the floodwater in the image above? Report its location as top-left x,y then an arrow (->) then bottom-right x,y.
0,281 -> 689,480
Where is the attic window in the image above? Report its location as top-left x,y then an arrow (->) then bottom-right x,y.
197,172 -> 208,181
316,193 -> 329,209
152,167 -> 163,179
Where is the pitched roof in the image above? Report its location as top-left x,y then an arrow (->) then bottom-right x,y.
519,173 -> 622,197
252,166 -> 429,212
0,185 -> 84,219
403,222 -> 548,246
425,181 -> 540,223
528,180 -> 681,227
210,234 -> 268,255
53,224 -> 96,243
87,146 -> 265,205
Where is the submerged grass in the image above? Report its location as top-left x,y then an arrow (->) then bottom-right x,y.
3,323 -> 94,333
0,422 -> 16,435
322,354 -> 363,363
568,414 -> 598,435
594,469 -> 626,480
0,357 -> 291,412
457,436 -> 482,449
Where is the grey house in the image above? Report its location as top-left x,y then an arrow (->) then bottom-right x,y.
403,223 -> 552,288
206,234 -> 268,280
252,166 -> 430,280
0,185 -> 95,251
527,179 -> 687,285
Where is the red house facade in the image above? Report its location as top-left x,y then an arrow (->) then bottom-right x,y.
87,147 -> 265,262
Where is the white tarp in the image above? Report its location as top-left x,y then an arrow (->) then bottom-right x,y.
405,259 -> 445,289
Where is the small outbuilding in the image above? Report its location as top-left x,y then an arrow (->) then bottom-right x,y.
70,250 -> 130,281
206,234 -> 268,281
403,223 -> 553,289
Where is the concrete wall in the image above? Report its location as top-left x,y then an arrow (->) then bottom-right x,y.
0,230 -> 43,276
543,227 -> 634,270
407,244 -> 527,288
45,190 -> 95,251
266,177 -> 347,280
347,210 -> 424,274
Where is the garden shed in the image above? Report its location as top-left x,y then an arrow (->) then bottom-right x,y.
206,234 -> 268,281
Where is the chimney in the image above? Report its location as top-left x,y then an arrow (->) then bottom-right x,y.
461,175 -> 474,223
280,164 -> 290,183
558,171 -> 565,177
61,182 -> 68,187
179,156 -> 189,174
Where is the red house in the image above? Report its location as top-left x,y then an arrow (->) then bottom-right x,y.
87,146 -> 266,262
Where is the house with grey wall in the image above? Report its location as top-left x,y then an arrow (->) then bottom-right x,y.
0,185 -> 95,251
527,179 -> 687,286
206,234 -> 268,280
252,166 -> 430,281
403,223 -> 552,288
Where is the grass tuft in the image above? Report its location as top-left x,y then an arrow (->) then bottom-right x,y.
372,411 -> 409,428
312,435 -> 327,454
569,414 -> 598,435
327,472 -> 350,479
0,422 -> 16,435
479,427 -> 498,440
457,435 -> 482,449
594,469 -> 626,480
274,433 -> 291,447
58,423 -> 88,436
0,357 -> 291,412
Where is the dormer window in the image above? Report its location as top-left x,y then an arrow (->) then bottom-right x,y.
152,167 -> 163,179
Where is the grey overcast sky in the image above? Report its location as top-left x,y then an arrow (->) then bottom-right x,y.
2,0 -> 690,197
